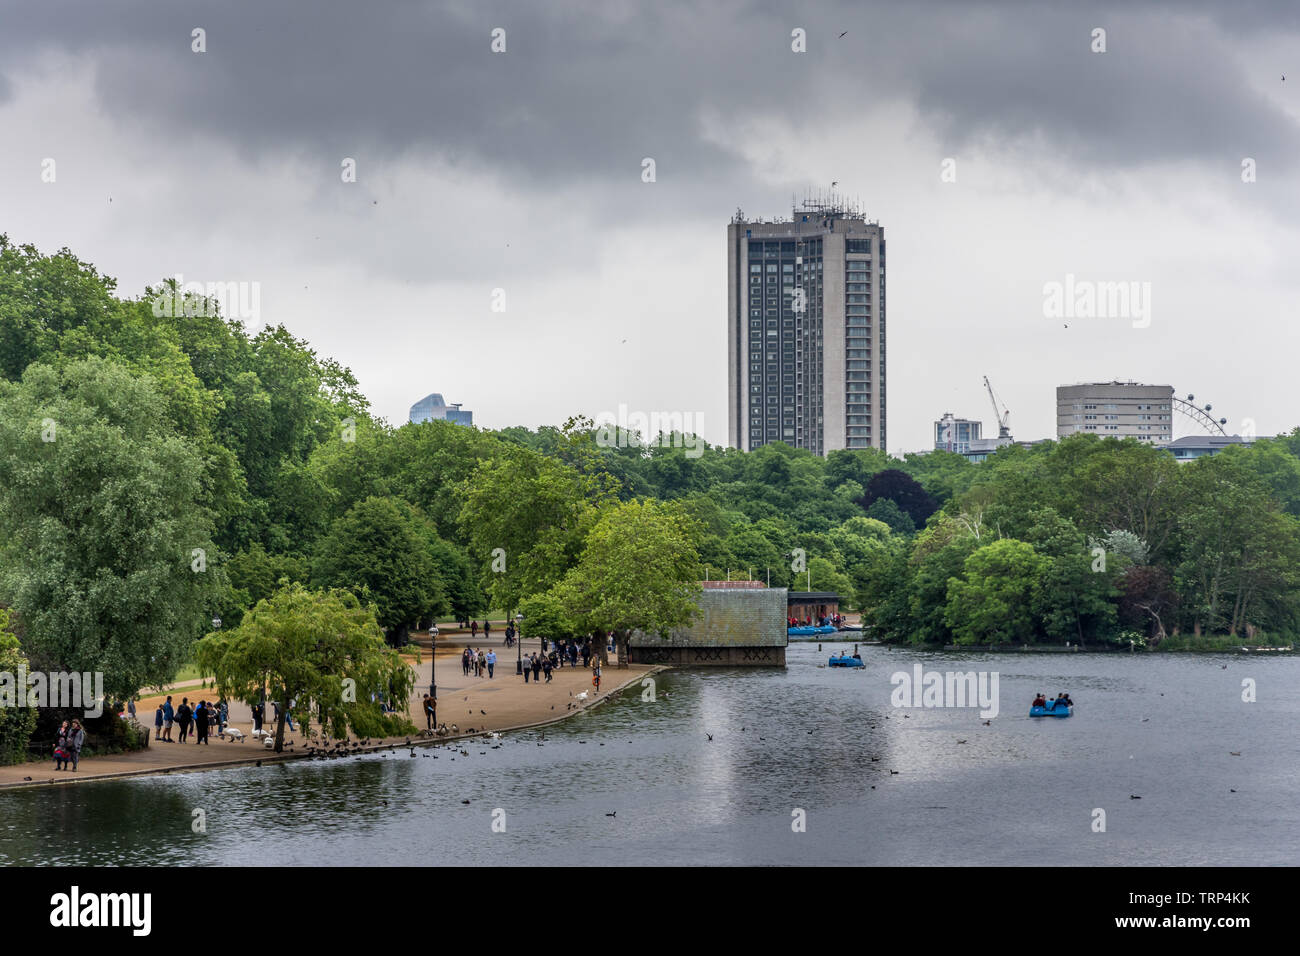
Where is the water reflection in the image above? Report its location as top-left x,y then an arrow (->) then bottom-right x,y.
1,645 -> 1296,866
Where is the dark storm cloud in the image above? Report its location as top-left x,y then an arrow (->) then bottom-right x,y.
898,3 -> 1300,172
2,0 -> 1298,196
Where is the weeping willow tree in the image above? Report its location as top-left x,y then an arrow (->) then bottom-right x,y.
194,583 -> 415,751
0,608 -> 38,765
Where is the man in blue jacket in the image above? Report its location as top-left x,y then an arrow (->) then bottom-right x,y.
162,696 -> 175,742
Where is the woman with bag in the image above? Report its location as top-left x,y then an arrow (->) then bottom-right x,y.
54,720 -> 70,771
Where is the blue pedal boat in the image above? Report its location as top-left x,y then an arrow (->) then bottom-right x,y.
828,655 -> 865,668
1029,702 -> 1073,717
789,625 -> 837,636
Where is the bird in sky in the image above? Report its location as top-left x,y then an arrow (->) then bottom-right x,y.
839,31 -> 848,38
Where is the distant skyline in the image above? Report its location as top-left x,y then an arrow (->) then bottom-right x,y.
3,1 -> 1298,453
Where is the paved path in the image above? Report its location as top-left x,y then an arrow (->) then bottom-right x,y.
0,639 -> 656,790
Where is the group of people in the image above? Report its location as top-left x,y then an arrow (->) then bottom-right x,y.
461,646 -> 498,678
521,651 -> 557,683
521,644 -> 602,690
520,638 -> 601,682
53,720 -> 86,771
788,613 -> 844,628
1032,691 -> 1074,710
154,695 -> 228,743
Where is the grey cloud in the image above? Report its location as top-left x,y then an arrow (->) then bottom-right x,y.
2,0 -> 1298,199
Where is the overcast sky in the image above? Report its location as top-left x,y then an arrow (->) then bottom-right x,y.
2,0 -> 1297,453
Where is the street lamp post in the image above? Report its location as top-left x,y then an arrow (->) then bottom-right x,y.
515,612 -> 524,675
429,621 -> 438,699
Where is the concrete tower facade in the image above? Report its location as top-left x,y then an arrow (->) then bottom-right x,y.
727,202 -> 886,454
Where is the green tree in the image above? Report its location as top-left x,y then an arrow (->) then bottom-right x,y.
0,608 -> 38,765
311,497 -> 447,643
553,499 -> 702,667
944,539 -> 1046,645
1172,455 -> 1300,636
864,498 -> 915,535
227,543 -> 310,618
518,591 -> 574,642
457,447 -> 607,614
0,359 -> 223,697
807,556 -> 853,598
904,517 -> 982,645
194,583 -> 415,752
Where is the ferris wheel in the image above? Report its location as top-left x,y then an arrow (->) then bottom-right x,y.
1171,393 -> 1228,438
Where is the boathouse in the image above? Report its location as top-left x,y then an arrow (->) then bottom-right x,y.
628,582 -> 787,666
787,591 -> 842,625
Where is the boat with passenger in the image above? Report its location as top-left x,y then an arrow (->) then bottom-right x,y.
1029,691 -> 1073,717
828,653 -> 865,668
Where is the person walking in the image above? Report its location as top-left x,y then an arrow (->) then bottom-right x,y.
153,704 -> 164,742
162,695 -> 175,741
530,653 -> 541,684
569,642 -> 578,668
423,694 -> 437,730
523,656 -> 531,683
486,649 -> 496,679
177,698 -> 192,743
68,720 -> 85,771
252,700 -> 264,733
285,698 -> 297,732
54,720 -> 70,771
592,661 -> 602,694
470,619 -> 478,639
484,619 -> 491,639
542,656 -> 553,683
217,699 -> 229,734
127,697 -> 137,721
195,701 -> 210,745
462,647 -> 471,677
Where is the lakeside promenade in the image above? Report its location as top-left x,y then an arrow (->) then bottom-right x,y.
0,631 -> 659,790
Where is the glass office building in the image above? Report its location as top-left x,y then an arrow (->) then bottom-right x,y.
409,392 -> 474,426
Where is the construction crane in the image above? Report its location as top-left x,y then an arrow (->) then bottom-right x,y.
983,376 -> 1012,440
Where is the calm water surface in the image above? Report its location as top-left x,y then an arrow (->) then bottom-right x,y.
1,645 -> 1297,865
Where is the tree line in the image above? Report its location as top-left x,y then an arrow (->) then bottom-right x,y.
3,236 -> 1299,755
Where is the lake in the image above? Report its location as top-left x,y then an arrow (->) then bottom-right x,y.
2,644 -> 1296,866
